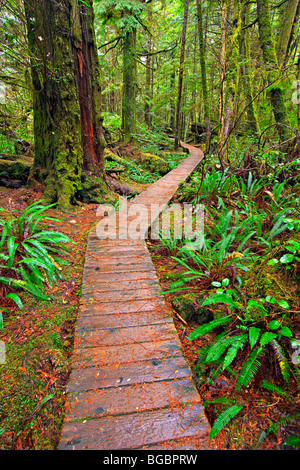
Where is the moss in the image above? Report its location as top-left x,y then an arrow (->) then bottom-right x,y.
138,152 -> 170,176
0,159 -> 32,182
77,173 -> 107,204
104,150 -> 126,165
171,293 -> 214,325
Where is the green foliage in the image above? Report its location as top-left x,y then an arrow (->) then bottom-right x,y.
0,201 -> 73,325
210,405 -> 243,440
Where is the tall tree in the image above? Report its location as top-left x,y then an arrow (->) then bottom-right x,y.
196,0 -> 211,150
122,25 -> 137,139
218,0 -> 228,162
277,0 -> 299,68
257,0 -> 290,142
23,0 -> 106,206
240,1 -> 260,135
174,0 -> 190,150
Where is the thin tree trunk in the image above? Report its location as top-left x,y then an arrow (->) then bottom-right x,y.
218,0 -> 227,162
196,0 -> 211,151
122,28 -> 137,141
240,1 -> 260,135
174,0 -> 190,150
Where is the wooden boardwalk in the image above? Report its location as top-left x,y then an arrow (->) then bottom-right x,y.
58,143 -> 211,450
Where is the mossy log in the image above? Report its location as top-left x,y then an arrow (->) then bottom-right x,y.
138,152 -> 170,175
0,157 -> 33,183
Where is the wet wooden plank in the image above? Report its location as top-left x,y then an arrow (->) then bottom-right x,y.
67,356 -> 192,393
58,404 -> 209,450
64,378 -> 200,421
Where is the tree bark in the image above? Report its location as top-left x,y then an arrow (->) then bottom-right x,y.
196,0 -> 211,151
174,0 -> 190,151
218,0 -> 228,162
257,0 -> 290,142
24,0 -> 106,206
277,0 -> 299,67
240,1 -> 260,135
122,28 -> 137,141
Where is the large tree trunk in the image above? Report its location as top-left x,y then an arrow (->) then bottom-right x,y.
257,0 -> 290,142
72,0 -> 106,174
174,0 -> 190,151
24,0 -> 106,206
277,0 -> 299,67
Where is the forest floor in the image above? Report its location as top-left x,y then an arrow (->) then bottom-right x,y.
0,142 -> 299,450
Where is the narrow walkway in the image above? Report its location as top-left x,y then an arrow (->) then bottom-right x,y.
59,143 -> 210,450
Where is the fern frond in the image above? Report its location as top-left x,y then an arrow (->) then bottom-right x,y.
222,335 -> 247,370
221,252 -> 244,267
206,333 -> 247,364
249,326 -> 261,349
187,316 -> 231,341
260,332 -> 277,347
210,405 -> 243,440
236,347 -> 264,391
262,381 -> 291,400
270,339 -> 290,382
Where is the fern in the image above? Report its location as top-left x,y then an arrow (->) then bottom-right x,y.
260,331 -> 277,347
249,326 -> 261,349
210,405 -> 243,440
270,339 -> 290,382
187,316 -> 231,341
205,333 -> 247,363
262,381 -> 291,400
222,335 -> 247,370
236,347 -> 264,391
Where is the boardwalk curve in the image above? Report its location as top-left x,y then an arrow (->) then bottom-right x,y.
59,143 -> 211,450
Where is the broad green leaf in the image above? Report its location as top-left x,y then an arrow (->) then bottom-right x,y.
280,326 -> 292,337
268,258 -> 279,266
268,320 -> 281,330
6,293 -> 23,309
280,254 -> 294,264
278,300 -> 289,309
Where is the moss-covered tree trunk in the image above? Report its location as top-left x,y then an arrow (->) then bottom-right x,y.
24,0 -> 106,206
240,1 -> 260,135
257,0 -> 290,142
196,0 -> 211,151
218,0 -> 228,163
174,0 -> 190,151
122,28 -> 137,141
277,0 -> 299,67
223,0 -> 241,156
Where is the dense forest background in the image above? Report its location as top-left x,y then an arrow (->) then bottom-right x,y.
0,0 -> 300,451
0,0 -> 299,202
